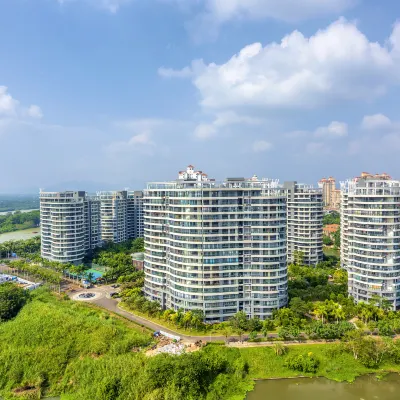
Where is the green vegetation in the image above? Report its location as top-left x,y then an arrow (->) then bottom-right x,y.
0,237 -> 41,259
288,259 -> 346,301
0,282 -> 30,322
323,246 -> 340,258
89,238 -> 144,282
0,289 -> 252,400
0,195 -> 39,213
239,343 -> 400,383
323,211 -> 340,226
0,210 -> 40,234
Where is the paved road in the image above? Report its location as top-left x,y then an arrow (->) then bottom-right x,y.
72,285 -> 252,343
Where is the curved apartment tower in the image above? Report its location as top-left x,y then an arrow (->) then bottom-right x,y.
341,176 -> 400,310
40,191 -> 88,263
97,191 -> 128,243
284,182 -> 323,265
144,166 -> 288,322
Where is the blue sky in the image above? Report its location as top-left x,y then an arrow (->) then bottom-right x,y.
1,0 -> 400,193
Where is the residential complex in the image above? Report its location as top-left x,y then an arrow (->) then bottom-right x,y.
128,191 -> 144,239
40,191 -> 101,264
319,177 -> 341,210
284,182 -> 323,265
40,189 -> 144,264
97,191 -> 128,243
341,173 -> 400,310
143,165 -> 323,322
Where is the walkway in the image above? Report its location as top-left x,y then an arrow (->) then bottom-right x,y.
71,285 -> 251,343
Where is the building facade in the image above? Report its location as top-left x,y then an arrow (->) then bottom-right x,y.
40,191 -> 100,264
144,166 -> 288,322
128,190 -> 144,239
97,191 -> 128,243
341,175 -> 400,310
284,182 -> 323,265
318,177 -> 341,210
40,189 -> 145,264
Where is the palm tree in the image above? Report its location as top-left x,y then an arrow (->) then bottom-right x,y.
331,304 -> 345,324
273,343 -> 287,356
313,303 -> 328,324
182,311 -> 193,330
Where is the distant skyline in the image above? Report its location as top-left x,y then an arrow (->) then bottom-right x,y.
1,0 -> 400,192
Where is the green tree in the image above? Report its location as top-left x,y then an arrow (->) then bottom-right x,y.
323,235 -> 333,246
229,311 -> 248,331
0,282 -> 29,321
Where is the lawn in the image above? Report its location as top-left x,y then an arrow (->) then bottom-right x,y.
323,246 -> 340,258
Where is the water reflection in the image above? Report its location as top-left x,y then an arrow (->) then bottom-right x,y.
247,374 -> 400,400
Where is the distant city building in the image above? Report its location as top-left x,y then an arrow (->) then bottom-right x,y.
341,173 -> 400,310
284,182 -> 323,265
318,177 -> 341,210
144,165 -> 323,322
323,224 -> 340,238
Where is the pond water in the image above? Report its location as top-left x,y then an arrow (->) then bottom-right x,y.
0,228 -> 40,243
247,373 -> 400,400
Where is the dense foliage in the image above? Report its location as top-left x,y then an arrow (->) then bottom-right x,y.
284,352 -> 320,373
323,211 -> 340,226
0,282 -> 30,322
0,210 -> 40,233
0,236 -> 41,259
90,238 -> 144,281
0,290 -> 251,400
288,260 -> 347,301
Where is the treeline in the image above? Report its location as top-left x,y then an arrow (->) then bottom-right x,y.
0,236 -> 41,259
0,195 -> 39,213
0,210 -> 40,233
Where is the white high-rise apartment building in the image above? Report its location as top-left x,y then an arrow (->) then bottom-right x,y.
40,191 -> 101,264
284,182 -> 323,265
127,191 -> 144,239
97,191 -> 128,243
144,165 -> 288,322
341,175 -> 400,310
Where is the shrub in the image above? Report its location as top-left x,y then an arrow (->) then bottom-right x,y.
284,352 -> 320,373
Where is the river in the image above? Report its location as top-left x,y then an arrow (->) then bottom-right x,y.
0,228 -> 40,243
247,373 -> 400,400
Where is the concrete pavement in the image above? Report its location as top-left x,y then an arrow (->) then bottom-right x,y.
71,285 -> 251,343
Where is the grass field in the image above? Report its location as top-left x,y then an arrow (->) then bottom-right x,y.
323,246 -> 340,258
239,344 -> 400,382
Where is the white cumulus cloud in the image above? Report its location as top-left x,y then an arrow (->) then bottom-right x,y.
0,86 -> 19,116
361,113 -> 392,130
164,19 -> 400,110
314,121 -> 348,138
27,105 -> 43,119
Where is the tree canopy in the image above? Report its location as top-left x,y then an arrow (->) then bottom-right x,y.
0,282 -> 29,322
